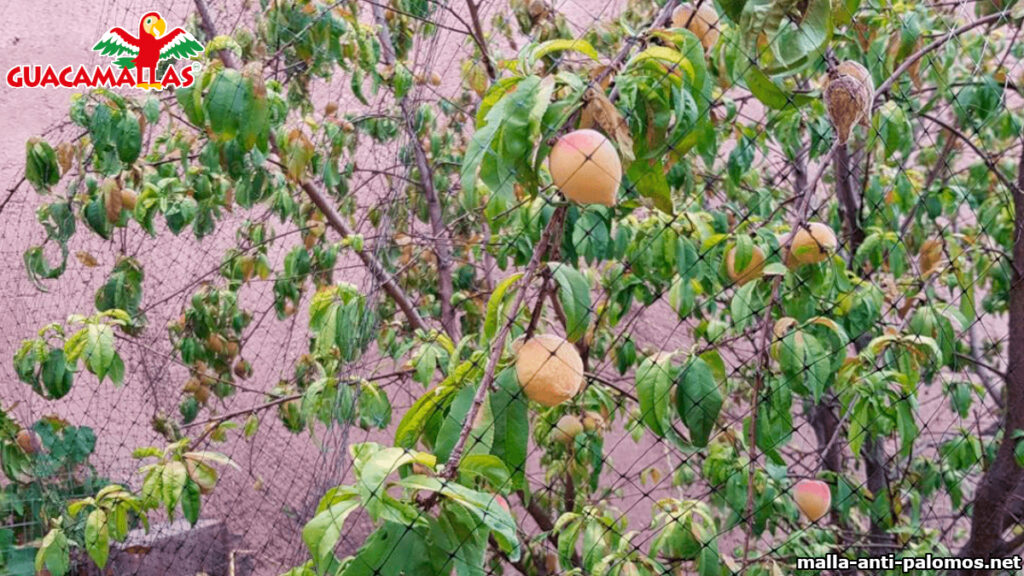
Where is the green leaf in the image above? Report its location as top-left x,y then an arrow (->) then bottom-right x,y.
458,454 -> 511,488
303,487 -> 360,570
676,357 -> 722,447
339,521 -> 441,576
484,272 -> 524,341
25,139 -> 60,192
395,384 -> 458,448
626,159 -> 673,214
489,368 -> 528,490
116,113 -> 142,165
733,235 -> 754,276
719,0 -> 749,21
85,509 -> 111,568
743,66 -> 792,110
244,413 -> 260,438
83,323 -> 116,382
358,382 -> 392,430
161,461 -> 188,517
353,444 -> 436,517
41,347 -> 74,399
668,275 -> 696,319
435,386 -> 494,462
461,76 -> 552,212
176,83 -> 205,126
529,39 -> 599,66
435,505 -> 488,576
35,528 -> 69,576
730,281 -> 762,330
872,102 -> 913,160
628,47 -> 695,82
697,540 -> 721,576
204,69 -> 252,140
635,354 -> 675,437
181,477 -> 202,526
398,475 -> 520,560
766,0 -> 832,73
547,263 -> 592,342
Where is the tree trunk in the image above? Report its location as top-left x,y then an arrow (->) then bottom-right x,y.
958,145 -> 1024,569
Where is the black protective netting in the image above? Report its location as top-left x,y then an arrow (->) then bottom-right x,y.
1,0 -> 1023,575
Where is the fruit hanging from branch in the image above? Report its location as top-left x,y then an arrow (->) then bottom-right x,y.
671,2 -> 720,52
725,244 -> 766,286
515,334 -> 584,406
549,414 -> 585,445
793,479 -> 832,522
824,60 -> 874,144
548,129 -> 622,206
786,222 -> 838,266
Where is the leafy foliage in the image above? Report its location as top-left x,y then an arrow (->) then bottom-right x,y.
8,0 -> 1024,573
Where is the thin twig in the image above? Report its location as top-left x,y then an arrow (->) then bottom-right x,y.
874,11 -> 1010,102
192,0 -> 432,334
374,4 -> 460,339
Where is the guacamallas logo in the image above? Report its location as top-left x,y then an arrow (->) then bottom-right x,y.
6,12 -> 204,91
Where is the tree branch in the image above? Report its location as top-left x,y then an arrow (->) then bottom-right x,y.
192,0 -> 238,70
439,205 -> 568,480
465,0 -> 496,79
299,180 -> 430,332
374,5 -> 460,339
192,0 -> 432,335
956,137 -> 1024,574
834,143 -> 865,254
874,11 -> 1010,102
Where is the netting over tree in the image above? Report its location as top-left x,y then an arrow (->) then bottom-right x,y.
1,0 -> 1023,575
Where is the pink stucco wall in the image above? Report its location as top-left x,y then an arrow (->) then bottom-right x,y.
1,1 -> 1007,575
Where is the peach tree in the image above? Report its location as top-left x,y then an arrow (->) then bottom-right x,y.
4,0 -> 1024,575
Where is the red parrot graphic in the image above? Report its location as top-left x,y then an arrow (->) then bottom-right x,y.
93,12 -> 204,90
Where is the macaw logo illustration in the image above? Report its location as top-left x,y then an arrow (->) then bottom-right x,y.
92,12 -> 204,90
5,12 -> 204,90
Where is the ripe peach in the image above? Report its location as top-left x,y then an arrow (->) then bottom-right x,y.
548,129 -> 622,206
672,2 -> 720,52
787,222 -> 837,266
793,479 -> 831,522
549,414 -> 584,444
515,334 -> 584,406
725,244 -> 766,285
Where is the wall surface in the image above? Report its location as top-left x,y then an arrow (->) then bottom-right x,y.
0,1 -> 1002,575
